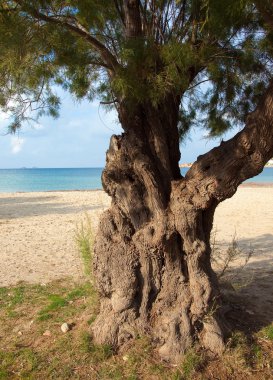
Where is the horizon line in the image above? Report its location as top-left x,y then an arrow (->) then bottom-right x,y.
0,166 -> 105,170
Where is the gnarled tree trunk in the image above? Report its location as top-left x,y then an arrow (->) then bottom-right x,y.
92,95 -> 226,361
92,78 -> 273,362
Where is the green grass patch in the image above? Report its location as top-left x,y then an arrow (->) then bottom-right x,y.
250,343 -> 264,368
0,279 -> 273,379
0,348 -> 40,379
44,294 -> 68,310
37,282 -> 96,322
87,315 -> 96,325
179,349 -> 204,379
0,285 -> 26,318
80,332 -> 113,363
259,324 -> 273,341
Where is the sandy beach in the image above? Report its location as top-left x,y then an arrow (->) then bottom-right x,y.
214,185 -> 273,324
0,186 -> 272,324
0,186 -> 272,286
0,190 -> 111,286
0,185 -> 272,328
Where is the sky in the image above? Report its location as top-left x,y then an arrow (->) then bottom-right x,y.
0,89 -> 238,169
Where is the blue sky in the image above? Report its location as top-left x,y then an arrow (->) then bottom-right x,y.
0,90 -> 237,169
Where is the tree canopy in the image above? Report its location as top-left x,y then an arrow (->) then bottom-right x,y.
1,0 -> 273,138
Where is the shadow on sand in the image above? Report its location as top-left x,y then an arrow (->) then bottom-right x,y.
0,194 -> 105,219
220,234 -> 273,335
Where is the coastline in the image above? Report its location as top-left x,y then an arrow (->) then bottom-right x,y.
0,166 -> 272,193
5,188 -> 105,194
0,181 -> 273,195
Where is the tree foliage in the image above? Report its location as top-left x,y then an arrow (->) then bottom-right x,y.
0,0 -> 272,137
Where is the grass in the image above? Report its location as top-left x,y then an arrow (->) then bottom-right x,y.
258,324 -> 273,341
211,232 -> 254,281
0,279 -> 273,379
0,226 -> 270,379
36,282 -> 96,322
179,349 -> 205,379
75,213 -> 94,277
80,332 -> 113,362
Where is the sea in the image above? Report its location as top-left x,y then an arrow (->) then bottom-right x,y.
0,167 -> 272,193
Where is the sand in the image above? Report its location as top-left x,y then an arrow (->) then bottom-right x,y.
0,186 -> 272,286
213,185 -> 273,324
0,186 -> 272,322
0,190 -> 110,286
214,185 -> 273,266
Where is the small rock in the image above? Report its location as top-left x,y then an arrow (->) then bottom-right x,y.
43,330 -> 51,337
18,331 -> 23,336
61,323 -> 70,333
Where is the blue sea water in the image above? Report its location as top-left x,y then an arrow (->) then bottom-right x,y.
0,167 -> 272,193
0,168 -> 103,192
181,167 -> 273,184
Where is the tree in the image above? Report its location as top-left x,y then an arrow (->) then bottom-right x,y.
1,0 -> 273,361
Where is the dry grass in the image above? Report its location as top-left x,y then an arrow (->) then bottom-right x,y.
0,279 -> 273,379
0,232 -> 270,379
211,232 -> 254,286
75,213 -> 94,278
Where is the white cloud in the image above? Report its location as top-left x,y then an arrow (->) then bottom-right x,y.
10,136 -> 25,154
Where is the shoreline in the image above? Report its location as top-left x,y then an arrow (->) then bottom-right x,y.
0,188 -> 104,194
0,182 -> 273,194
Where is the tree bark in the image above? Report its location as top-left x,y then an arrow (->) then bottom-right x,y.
13,0 -> 273,363
185,79 -> 273,204
92,95 -> 226,362
92,79 -> 273,361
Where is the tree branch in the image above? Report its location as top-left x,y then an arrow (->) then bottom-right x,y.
184,79 -> 273,208
113,0 -> 125,26
123,0 -> 142,38
100,99 -> 118,104
15,1 -> 120,73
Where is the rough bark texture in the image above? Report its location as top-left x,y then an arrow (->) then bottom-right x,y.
92,80 -> 273,362
92,95 -> 227,362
